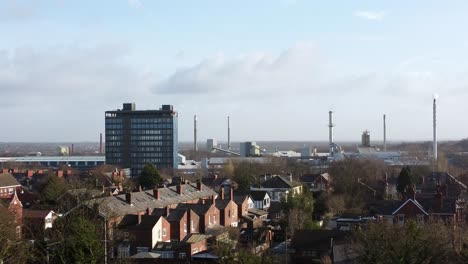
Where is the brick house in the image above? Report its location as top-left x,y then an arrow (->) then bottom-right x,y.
0,190 -> 23,239
233,194 -> 254,219
0,173 -> 22,199
249,190 -> 271,210
22,209 -> 56,239
367,187 -> 464,227
176,200 -> 220,233
215,187 -> 239,227
300,173 -> 331,192
166,208 -> 190,241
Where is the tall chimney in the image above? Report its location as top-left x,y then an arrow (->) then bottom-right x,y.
433,94 -> 439,163
194,115 -> 198,152
125,192 -> 133,205
228,116 -> 231,150
328,111 -> 334,156
100,133 -> 103,154
383,114 -> 387,151
153,189 -> 160,200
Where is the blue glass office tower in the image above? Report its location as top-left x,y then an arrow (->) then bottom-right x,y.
105,103 -> 178,176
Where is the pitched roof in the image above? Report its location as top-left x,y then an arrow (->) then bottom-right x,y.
248,208 -> 268,217
23,209 -> 53,219
260,175 -> 299,189
176,203 -> 214,216
134,215 -> 163,230
392,199 -> 428,215
300,173 -> 330,183
202,177 -> 231,188
232,194 -> 249,205
418,197 -> 458,214
214,199 -> 231,210
0,173 -> 21,188
249,190 -> 269,201
368,197 -> 458,216
87,182 -> 216,218
183,233 -> 210,244
166,208 -> 187,222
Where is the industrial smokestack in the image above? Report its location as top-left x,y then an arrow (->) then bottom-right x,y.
328,111 -> 334,156
99,133 -> 103,154
433,94 -> 439,162
383,114 -> 387,151
194,115 -> 198,152
228,116 -> 231,150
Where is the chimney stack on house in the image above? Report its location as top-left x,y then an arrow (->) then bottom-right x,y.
125,192 -> 134,205
177,184 -> 183,195
197,181 -> 203,191
220,188 -> 225,200
153,189 -> 160,200
211,195 -> 216,205
230,187 -> 234,201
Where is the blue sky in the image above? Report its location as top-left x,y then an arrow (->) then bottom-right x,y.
1,0 -> 468,143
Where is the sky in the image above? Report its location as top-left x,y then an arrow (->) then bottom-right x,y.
1,0 -> 468,143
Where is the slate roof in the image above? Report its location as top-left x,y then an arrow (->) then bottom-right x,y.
87,183 -> 216,218
23,209 -> 52,219
176,203 -> 213,217
300,173 -> 330,183
0,173 -> 21,188
166,208 -> 187,222
247,208 -> 268,217
233,194 -> 249,206
249,190 -> 269,201
214,199 -> 231,210
367,197 -> 458,216
260,175 -> 300,189
202,177 -> 231,189
133,215 -> 163,230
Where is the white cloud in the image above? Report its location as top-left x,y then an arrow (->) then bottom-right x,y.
155,43 -> 333,97
353,10 -> 386,21
127,0 -> 143,9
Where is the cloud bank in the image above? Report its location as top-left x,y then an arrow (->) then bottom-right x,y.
353,10 -> 387,21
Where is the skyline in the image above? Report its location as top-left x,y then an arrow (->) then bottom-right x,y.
1,1 -> 468,142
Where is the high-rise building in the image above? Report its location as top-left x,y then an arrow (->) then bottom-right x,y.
105,103 -> 178,176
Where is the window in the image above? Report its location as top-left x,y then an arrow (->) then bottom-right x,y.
163,228 -> 167,237
213,215 -> 216,224
417,215 -> 424,225
8,188 -> 13,194
184,221 -> 187,233
397,215 -> 405,225
179,253 -> 187,259
209,215 -> 212,224
118,244 -> 130,258
15,226 -> 21,239
228,210 -> 231,218
191,220 -> 194,231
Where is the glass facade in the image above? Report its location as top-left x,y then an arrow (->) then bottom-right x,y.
105,104 -> 178,176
